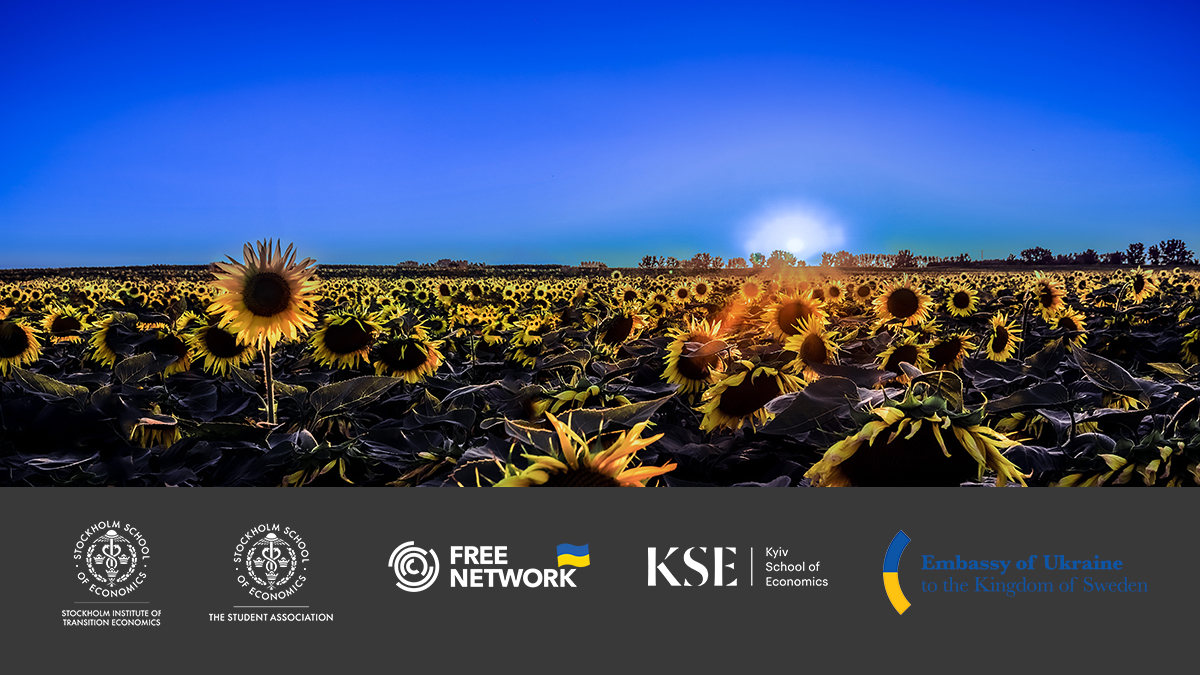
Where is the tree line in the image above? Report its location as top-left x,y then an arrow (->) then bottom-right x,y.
635,239 -> 1194,271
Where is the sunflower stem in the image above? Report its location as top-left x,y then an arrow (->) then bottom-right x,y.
264,342 -> 276,425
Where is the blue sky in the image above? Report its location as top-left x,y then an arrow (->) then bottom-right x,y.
2,1 -> 1197,267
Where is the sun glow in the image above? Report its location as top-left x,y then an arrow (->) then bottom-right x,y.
743,202 -> 846,262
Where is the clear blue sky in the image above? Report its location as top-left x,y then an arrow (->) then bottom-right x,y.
2,1 -> 1197,267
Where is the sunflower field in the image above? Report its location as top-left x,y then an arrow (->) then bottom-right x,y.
2,242 -> 1199,487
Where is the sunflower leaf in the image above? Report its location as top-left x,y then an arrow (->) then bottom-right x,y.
760,376 -> 859,436
308,376 -> 400,416
910,370 -> 965,412
685,339 -> 729,359
114,352 -> 178,384
984,383 -> 1074,415
9,367 -> 90,407
1147,362 -> 1195,382
1074,348 -> 1149,403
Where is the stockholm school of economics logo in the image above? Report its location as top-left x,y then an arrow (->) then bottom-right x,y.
234,525 -> 310,600
74,521 -> 151,598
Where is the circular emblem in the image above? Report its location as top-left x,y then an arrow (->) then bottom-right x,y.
235,525 -> 310,600
74,521 -> 150,598
389,541 -> 439,592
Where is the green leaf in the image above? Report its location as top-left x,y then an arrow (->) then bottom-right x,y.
1074,348 -> 1148,404
114,353 -> 177,384
504,394 -> 675,451
308,376 -> 400,416
984,382 -> 1074,415
910,370 -> 965,412
684,339 -> 729,359
539,349 -> 592,371
1147,362 -> 1194,382
10,367 -> 89,406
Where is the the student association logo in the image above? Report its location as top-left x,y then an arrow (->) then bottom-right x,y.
234,524 -> 311,601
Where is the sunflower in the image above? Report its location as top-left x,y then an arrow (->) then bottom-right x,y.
692,279 -> 712,302
372,334 -> 444,383
877,333 -> 932,376
823,282 -> 845,304
764,292 -> 827,341
146,327 -> 192,376
985,313 -> 1022,362
42,305 -> 88,343
1032,272 -> 1066,320
853,282 -> 875,304
783,318 -> 839,379
1126,267 -> 1158,304
699,362 -> 804,432
928,332 -> 976,371
805,385 -> 1028,487
1049,307 -> 1088,349
671,285 -> 691,303
740,279 -> 763,304
88,313 -> 134,368
1182,330 -> 1200,366
0,319 -> 42,375
496,412 -> 674,487
187,319 -> 258,376
944,286 -> 978,318
873,277 -> 933,327
208,240 -> 320,346
310,312 -> 381,369
595,307 -> 646,355
663,319 -> 726,394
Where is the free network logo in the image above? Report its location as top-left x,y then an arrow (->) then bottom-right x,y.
557,544 -> 590,568
389,541 -> 440,593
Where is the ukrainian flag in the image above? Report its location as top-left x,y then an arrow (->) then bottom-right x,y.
556,543 -> 590,567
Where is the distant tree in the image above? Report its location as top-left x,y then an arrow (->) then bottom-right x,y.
893,250 -> 917,268
767,250 -> 797,269
820,252 -> 834,267
1159,239 -> 1194,265
830,250 -> 856,267
664,256 -> 679,268
749,252 -> 766,269
639,255 -> 662,269
1126,242 -> 1146,266
1148,245 -> 1161,266
726,257 -> 748,269
1006,253 -> 1018,263
1077,249 -> 1099,265
689,252 -> 715,269
1020,247 -> 1053,264
711,256 -> 724,270
1103,251 -> 1126,265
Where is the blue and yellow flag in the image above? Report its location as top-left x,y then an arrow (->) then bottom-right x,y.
556,543 -> 590,568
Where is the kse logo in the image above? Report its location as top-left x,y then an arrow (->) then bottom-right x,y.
647,547 -> 738,586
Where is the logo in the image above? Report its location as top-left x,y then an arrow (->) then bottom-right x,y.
74,521 -> 150,598
883,531 -> 912,615
556,544 -> 590,568
648,547 -> 737,586
389,541 -> 440,592
234,524 -> 310,601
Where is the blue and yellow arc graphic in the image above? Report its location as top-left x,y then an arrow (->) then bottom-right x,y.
883,531 -> 911,615
556,543 -> 590,567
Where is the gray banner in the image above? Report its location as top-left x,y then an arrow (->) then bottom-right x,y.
1,488 -> 1193,671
